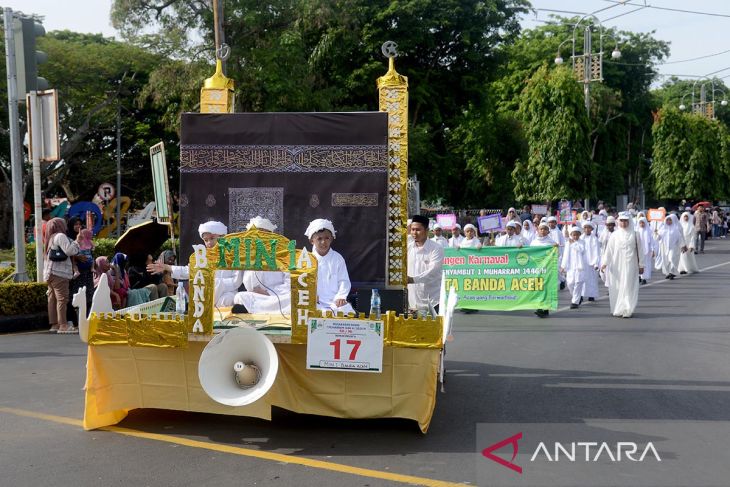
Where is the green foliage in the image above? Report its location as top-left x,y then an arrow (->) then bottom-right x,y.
0,266 -> 14,282
512,65 -> 593,202
0,283 -> 48,316
651,108 -> 730,200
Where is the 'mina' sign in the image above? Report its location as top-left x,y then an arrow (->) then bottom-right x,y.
442,247 -> 558,311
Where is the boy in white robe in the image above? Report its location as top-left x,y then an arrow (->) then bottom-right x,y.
561,226 -> 588,308
678,212 -> 699,274
599,216 -> 616,288
305,218 -> 355,314
449,224 -> 465,248
147,221 -> 243,307
496,221 -> 525,247
233,217 -> 291,314
636,217 -> 657,284
530,222 -> 559,318
459,224 -> 482,249
407,215 -> 444,314
580,221 -> 600,301
657,214 -> 686,280
600,213 -> 644,318
547,216 -> 566,289
430,224 -> 449,248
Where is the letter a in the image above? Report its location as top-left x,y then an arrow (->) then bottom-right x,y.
481,432 -> 523,474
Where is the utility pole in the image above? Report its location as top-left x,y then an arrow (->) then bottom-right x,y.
3,8 -> 28,281
116,97 -> 121,237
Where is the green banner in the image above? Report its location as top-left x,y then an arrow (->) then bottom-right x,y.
443,246 -> 558,311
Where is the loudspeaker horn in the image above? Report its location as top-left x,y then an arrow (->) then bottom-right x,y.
198,327 -> 279,407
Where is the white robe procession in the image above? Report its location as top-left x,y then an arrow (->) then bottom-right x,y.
407,238 -> 445,311
561,238 -> 589,305
679,212 -> 700,274
449,235 -> 464,248
233,270 -> 291,314
312,248 -> 355,314
521,221 -> 536,245
599,227 -> 615,287
549,226 -> 566,283
431,235 -> 449,248
657,215 -> 685,276
636,218 -> 658,281
602,219 -> 644,318
580,232 -> 600,299
170,266 -> 243,307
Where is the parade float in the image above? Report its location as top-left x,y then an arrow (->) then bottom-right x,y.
73,30 -> 451,433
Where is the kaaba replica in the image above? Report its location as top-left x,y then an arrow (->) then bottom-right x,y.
179,112 -> 389,287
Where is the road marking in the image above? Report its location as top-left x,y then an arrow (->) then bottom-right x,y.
553,258 -> 730,314
0,407 -> 468,487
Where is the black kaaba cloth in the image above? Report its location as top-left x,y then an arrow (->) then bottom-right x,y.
179,112 -> 389,286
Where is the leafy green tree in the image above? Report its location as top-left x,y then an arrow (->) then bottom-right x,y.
512,65 -> 593,202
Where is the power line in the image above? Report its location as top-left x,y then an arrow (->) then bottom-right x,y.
602,0 -> 730,18
602,6 -> 647,22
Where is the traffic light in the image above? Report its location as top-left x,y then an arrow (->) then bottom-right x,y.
13,17 -> 48,95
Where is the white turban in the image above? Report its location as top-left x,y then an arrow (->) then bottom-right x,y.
547,216 -> 557,223
198,220 -> 227,238
505,221 -> 517,228
606,216 -> 616,224
463,223 -> 477,232
569,225 -> 582,234
617,212 -> 631,220
582,220 -> 595,229
246,216 -> 277,232
305,218 -> 336,239
433,223 -> 442,230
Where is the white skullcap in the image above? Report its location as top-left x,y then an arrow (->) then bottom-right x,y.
433,223 -> 442,230
198,221 -> 227,238
305,218 -> 336,239
547,216 -> 557,223
582,220 -> 595,228
538,222 -> 550,229
617,212 -> 631,220
540,217 -> 547,224
463,223 -> 477,232
569,225 -> 582,234
506,221 -> 517,228
246,216 -> 277,232
606,216 -> 616,224
454,223 -> 462,229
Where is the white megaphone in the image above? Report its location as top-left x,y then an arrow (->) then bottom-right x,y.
198,327 -> 279,407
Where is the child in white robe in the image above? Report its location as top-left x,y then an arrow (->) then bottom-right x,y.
678,212 -> 699,274
459,224 -> 482,249
599,216 -> 616,288
657,214 -> 686,280
530,222 -> 559,318
305,218 -> 355,314
521,220 -> 536,245
496,221 -> 525,247
561,226 -> 588,308
430,224 -> 449,248
580,221 -> 600,301
449,224 -> 464,248
636,217 -> 657,283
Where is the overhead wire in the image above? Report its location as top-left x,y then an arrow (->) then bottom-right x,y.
602,0 -> 730,19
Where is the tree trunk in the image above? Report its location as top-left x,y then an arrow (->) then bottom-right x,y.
0,171 -> 15,249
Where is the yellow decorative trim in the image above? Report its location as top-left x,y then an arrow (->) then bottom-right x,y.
200,59 -> 235,113
377,57 -> 409,288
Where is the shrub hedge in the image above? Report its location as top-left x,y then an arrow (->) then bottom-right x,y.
0,266 -> 14,282
0,282 -> 48,316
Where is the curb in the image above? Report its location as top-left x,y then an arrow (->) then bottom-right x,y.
0,313 -> 49,334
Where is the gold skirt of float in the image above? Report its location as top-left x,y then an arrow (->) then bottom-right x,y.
83,340 -> 440,433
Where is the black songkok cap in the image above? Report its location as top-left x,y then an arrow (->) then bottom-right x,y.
410,215 -> 430,227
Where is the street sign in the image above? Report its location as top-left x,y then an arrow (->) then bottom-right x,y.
97,182 -> 115,202
25,89 -> 60,162
306,317 -> 384,373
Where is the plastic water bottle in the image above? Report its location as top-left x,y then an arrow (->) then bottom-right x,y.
370,289 -> 381,319
175,282 -> 187,314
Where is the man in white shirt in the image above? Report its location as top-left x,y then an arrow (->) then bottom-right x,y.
407,215 -> 444,314
430,224 -> 449,247
305,218 -> 355,314
147,220 -> 244,307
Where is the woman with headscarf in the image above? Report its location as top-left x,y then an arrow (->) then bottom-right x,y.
157,250 -> 177,296
656,214 -> 686,280
43,217 -> 80,333
636,217 -> 657,284
678,212 -> 699,274
600,213 -> 644,318
521,219 -> 536,245
110,252 -> 130,308
93,256 -> 121,307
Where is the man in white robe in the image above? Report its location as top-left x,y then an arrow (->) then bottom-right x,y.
657,214 -> 686,279
233,217 -> 291,314
580,221 -> 600,301
408,215 -> 444,314
599,216 -> 616,288
600,213 -> 644,318
430,224 -> 449,248
306,218 -> 355,314
147,220 -> 243,307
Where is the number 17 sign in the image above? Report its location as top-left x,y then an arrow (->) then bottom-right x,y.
306,318 -> 384,372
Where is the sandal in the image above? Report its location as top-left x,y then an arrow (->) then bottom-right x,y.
58,326 -> 79,335
48,325 -> 59,334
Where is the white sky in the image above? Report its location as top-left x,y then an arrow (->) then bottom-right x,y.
10,0 -> 730,84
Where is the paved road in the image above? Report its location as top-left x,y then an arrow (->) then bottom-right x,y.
2,238 -> 729,486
